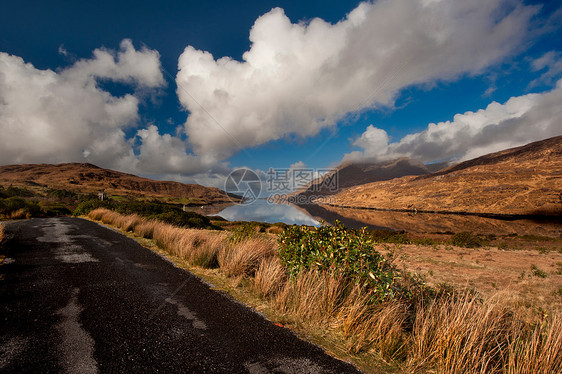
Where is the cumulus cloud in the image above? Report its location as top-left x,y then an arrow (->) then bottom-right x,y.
0,39 -> 215,176
345,79 -> 562,164
176,0 -> 537,161
135,125 -> 216,174
62,39 -> 165,88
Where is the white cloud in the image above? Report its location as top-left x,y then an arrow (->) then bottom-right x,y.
0,40 -> 214,176
176,0 -> 537,161
346,79 -> 562,163
289,161 -> 307,170
62,39 -> 165,89
135,125 -> 217,174
58,45 -> 69,57
530,51 -> 562,87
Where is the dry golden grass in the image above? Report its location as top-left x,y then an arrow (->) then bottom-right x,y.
408,295 -> 509,373
274,271 -> 348,325
87,208 -> 562,373
87,209 -> 106,221
253,256 -> 286,297
9,208 -> 30,220
188,233 -> 226,268
387,242 -> 562,316
338,296 -> 407,360
406,294 -> 562,374
132,220 -> 159,239
89,208 -> 231,270
218,237 -> 277,277
506,315 -> 562,374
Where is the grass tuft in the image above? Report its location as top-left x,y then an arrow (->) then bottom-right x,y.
218,236 -> 276,277
253,256 -> 286,297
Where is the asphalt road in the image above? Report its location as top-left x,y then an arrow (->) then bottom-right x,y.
0,217 -> 362,374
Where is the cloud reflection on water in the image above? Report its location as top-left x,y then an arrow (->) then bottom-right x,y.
215,200 -> 319,226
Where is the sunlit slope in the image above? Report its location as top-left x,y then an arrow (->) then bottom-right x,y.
0,162 -> 235,204
327,135 -> 562,216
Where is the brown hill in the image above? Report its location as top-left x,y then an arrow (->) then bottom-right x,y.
0,163 -> 235,204
322,135 -> 562,216
296,158 -> 430,197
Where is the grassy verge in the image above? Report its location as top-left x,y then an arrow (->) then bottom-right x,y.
87,208 -> 562,373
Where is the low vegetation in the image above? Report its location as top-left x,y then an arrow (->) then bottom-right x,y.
279,223 -> 432,304
0,183 -> 218,232
449,231 -> 486,248
76,199 -> 217,229
87,208 -> 562,373
0,196 -> 41,219
0,185 -> 91,219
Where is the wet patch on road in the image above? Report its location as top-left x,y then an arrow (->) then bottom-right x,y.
56,288 -> 98,374
37,218 -> 99,264
165,297 -> 208,330
244,357 -> 326,374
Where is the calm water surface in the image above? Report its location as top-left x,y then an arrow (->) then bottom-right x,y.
215,199 -> 319,226
215,201 -> 562,237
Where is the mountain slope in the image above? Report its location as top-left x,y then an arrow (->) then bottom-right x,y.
296,158 -> 430,197
0,163 -> 234,204
323,135 -> 562,216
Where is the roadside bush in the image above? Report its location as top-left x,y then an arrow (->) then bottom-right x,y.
449,231 -> 485,248
77,199 -> 216,230
0,197 -> 41,219
148,210 -> 213,229
229,222 -> 259,243
73,199 -> 112,216
278,221 -> 412,303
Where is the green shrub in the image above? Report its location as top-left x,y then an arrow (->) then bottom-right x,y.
46,188 -> 77,200
148,210 -> 213,229
42,205 -> 72,216
278,221 -> 415,303
530,264 -> 548,278
368,229 -> 411,244
74,199 -> 216,229
0,186 -> 35,198
0,197 -> 26,214
0,197 -> 41,218
413,237 -> 437,246
73,199 -> 112,216
229,222 -> 259,243
449,232 -> 484,248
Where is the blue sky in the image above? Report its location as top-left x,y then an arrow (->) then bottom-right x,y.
0,0 -> 561,187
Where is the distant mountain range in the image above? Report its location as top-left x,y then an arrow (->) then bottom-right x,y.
0,163 -> 235,205
295,157 -> 432,197
316,135 -> 562,216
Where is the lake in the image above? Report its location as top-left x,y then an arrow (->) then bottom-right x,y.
212,200 -> 562,237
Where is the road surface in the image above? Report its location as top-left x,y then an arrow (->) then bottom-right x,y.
0,217 -> 361,373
